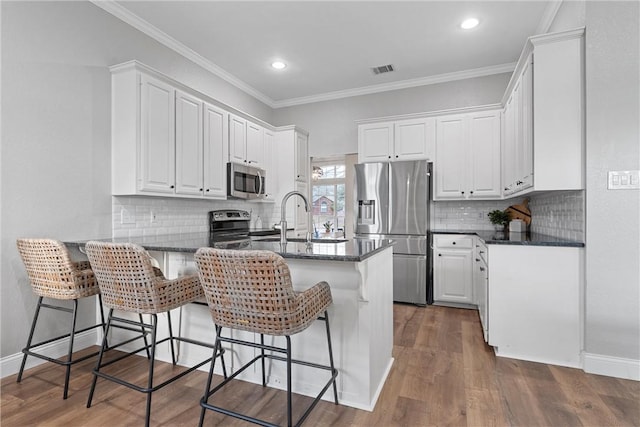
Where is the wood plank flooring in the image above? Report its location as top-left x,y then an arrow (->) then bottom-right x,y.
2,304 -> 638,426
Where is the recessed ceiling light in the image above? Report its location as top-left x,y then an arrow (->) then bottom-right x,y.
461,18 -> 479,30
271,61 -> 287,70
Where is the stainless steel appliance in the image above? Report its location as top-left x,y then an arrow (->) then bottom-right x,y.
209,209 -> 252,249
355,160 -> 432,305
227,163 -> 266,200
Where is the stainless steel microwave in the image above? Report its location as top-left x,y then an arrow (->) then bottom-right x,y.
227,163 -> 266,200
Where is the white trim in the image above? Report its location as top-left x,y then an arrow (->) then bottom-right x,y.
90,0 -> 516,109
535,0 -> 564,35
583,353 -> 640,381
354,103 -> 502,125
89,0 -> 275,107
0,330 -> 99,379
272,63 -> 516,108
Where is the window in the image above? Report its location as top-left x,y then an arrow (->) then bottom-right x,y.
311,161 -> 346,235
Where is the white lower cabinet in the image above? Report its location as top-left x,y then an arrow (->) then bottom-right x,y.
474,239 -> 489,342
433,234 -> 474,305
488,245 -> 583,367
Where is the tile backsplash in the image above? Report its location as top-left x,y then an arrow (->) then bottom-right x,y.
112,196 -> 278,238
114,190 -> 585,242
433,190 -> 584,241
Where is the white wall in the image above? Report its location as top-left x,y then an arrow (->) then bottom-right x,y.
583,2 -> 640,369
272,73 -> 510,158
0,1 -> 272,359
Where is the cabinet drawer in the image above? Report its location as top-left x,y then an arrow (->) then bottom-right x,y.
434,235 -> 474,249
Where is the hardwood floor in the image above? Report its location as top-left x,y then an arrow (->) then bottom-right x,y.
2,304 -> 638,426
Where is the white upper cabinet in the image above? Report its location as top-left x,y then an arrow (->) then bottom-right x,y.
111,61 -> 228,200
435,110 -> 502,200
295,131 -> 309,182
229,113 -> 265,168
175,90 -> 203,196
203,102 -> 228,198
139,74 -> 176,194
503,54 -> 533,196
531,29 -> 584,191
358,118 -> 435,163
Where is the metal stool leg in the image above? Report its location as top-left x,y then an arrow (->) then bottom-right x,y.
260,334 -> 266,386
17,296 -> 44,383
324,310 -> 339,404
199,329 -> 223,427
139,314 -> 151,359
62,299 -> 79,399
87,308 -> 113,408
97,294 -> 108,348
144,314 -> 158,427
217,326 -> 228,379
167,311 -> 177,365
286,335 -> 293,427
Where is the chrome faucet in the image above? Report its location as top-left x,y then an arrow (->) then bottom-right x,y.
280,191 -> 311,244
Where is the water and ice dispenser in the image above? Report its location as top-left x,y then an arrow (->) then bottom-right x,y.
357,200 -> 376,226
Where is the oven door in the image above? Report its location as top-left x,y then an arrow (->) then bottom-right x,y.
227,163 -> 266,199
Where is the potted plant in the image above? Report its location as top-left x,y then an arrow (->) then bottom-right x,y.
322,221 -> 333,234
488,210 -> 510,231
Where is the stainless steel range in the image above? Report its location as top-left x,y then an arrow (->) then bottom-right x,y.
209,209 -> 252,249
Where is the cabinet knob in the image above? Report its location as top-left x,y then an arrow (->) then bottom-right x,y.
476,258 -> 480,262
461,191 -> 465,195
395,155 -> 399,158
170,185 -> 175,189
480,267 -> 486,272
200,188 -> 203,192
470,191 -> 474,194
453,242 -> 456,245
388,156 -> 391,159
504,187 -> 509,191
206,189 -> 210,192
438,253 -> 442,257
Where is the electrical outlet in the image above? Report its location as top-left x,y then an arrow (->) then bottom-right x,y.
608,170 -> 640,190
150,211 -> 156,224
120,208 -> 135,225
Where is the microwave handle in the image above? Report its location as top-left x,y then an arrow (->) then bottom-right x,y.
256,170 -> 263,196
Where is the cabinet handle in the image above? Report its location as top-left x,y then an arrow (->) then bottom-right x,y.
517,180 -> 523,185
480,267 -> 486,272
479,250 -> 485,254
476,258 -> 480,262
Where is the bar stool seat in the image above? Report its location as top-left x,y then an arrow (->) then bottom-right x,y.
15,238 -> 107,399
194,248 -> 339,427
84,241 -> 226,427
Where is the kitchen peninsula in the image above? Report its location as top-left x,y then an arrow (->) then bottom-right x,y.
65,234 -> 394,411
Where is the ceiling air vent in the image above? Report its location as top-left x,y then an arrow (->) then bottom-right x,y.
371,64 -> 395,75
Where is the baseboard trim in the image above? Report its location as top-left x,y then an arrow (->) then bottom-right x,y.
583,353 -> 640,381
0,330 -> 99,379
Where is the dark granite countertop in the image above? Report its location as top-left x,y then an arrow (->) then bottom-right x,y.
431,229 -> 585,248
64,233 -> 394,262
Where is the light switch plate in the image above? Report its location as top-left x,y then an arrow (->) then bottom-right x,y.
608,170 -> 640,190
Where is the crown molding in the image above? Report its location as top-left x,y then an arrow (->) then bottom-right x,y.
92,0 -> 518,110
272,63 -> 516,109
535,0 -> 563,35
90,0 -> 276,107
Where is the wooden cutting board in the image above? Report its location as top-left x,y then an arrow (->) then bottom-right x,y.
506,198 -> 531,225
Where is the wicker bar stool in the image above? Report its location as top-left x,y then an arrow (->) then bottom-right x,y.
84,241 -> 226,427
15,238 -> 107,399
194,248 -> 339,427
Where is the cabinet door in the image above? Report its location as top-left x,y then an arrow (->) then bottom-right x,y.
175,91 -> 203,196
139,74 -> 175,193
394,118 -> 435,161
294,181 -> 309,236
358,123 -> 393,162
295,132 -> 309,182
229,114 -> 246,164
262,130 -> 276,200
469,112 -> 502,198
246,121 -> 264,167
203,103 -> 228,198
434,249 -> 473,304
502,93 -> 517,195
519,57 -> 534,190
435,115 -> 467,199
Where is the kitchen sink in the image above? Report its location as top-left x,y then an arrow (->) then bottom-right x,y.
252,237 -> 348,243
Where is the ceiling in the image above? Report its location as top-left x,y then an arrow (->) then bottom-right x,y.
95,1 -> 559,108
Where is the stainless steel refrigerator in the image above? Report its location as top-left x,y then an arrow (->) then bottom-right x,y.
355,160 -> 432,305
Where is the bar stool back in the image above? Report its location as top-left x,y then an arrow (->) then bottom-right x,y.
84,241 -> 226,427
15,238 -> 106,399
194,248 -> 338,427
